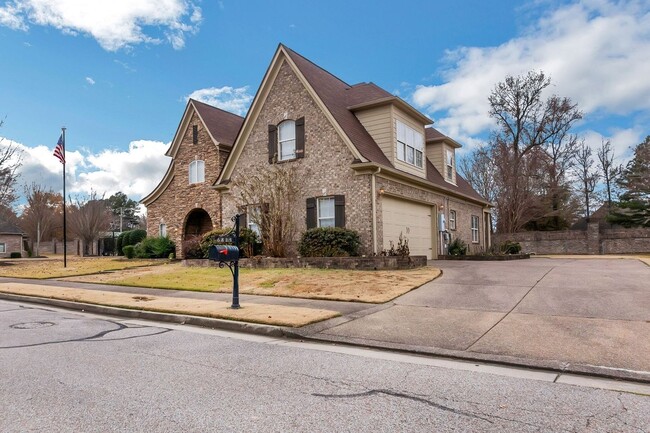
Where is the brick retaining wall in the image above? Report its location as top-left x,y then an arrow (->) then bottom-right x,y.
494,223 -> 650,255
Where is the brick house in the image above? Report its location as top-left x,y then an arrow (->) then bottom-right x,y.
0,219 -> 26,258
143,45 -> 491,259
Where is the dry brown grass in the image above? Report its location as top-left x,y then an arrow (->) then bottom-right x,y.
0,257 -> 163,279
65,262 -> 441,303
0,283 -> 338,327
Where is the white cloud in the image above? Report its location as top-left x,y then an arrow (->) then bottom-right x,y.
85,77 -> 95,85
412,0 -> 650,145
0,0 -> 202,51
1,136 -> 170,205
186,86 -> 253,116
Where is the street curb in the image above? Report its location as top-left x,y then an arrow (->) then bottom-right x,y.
0,292 -> 290,338
3,292 -> 650,385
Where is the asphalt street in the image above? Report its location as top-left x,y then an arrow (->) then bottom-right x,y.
1,300 -> 649,432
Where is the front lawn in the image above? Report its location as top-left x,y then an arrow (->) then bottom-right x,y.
0,256 -> 164,279
65,262 -> 441,303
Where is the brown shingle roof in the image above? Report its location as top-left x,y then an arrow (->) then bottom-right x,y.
425,159 -> 487,203
425,127 -> 446,141
0,219 -> 24,235
283,46 -> 392,167
191,99 -> 244,147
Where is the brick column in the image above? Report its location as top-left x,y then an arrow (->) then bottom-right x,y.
587,222 -> 600,255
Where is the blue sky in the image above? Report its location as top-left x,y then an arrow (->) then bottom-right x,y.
0,0 -> 649,207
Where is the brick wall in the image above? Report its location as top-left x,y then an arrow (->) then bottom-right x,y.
221,61 -> 374,254
494,223 -> 650,254
146,111 -> 224,257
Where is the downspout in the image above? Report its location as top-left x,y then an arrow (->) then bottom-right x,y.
371,167 -> 381,255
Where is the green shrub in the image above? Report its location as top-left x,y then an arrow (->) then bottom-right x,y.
298,227 -> 360,257
199,228 -> 232,258
500,240 -> 522,254
117,229 -> 147,256
123,245 -> 136,259
448,238 -> 467,256
134,237 -> 175,259
9,252 -> 21,259
239,228 -> 262,258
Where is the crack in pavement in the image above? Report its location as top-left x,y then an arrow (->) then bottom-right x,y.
312,389 -> 495,424
1,320 -> 171,349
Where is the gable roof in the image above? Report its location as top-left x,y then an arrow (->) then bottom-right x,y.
192,99 -> 244,147
425,127 -> 462,148
426,159 -> 487,203
141,99 -> 244,206
0,219 -> 24,235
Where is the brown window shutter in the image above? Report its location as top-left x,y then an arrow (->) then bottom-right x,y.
237,207 -> 248,231
334,195 -> 345,228
306,197 -> 317,229
192,125 -> 198,144
268,124 -> 277,163
295,117 -> 305,159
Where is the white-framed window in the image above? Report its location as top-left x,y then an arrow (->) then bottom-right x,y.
247,205 -> 261,236
159,223 -> 167,237
449,210 -> 457,231
189,160 -> 205,184
446,149 -> 454,181
278,120 -> 296,161
471,215 -> 480,243
317,197 -> 335,228
396,120 -> 424,168
0,243 -> 5,253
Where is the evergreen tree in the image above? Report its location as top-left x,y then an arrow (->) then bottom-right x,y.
608,136 -> 650,227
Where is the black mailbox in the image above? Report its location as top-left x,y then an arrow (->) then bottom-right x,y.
209,245 -> 239,261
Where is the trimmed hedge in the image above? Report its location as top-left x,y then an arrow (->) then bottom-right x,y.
123,245 -> 135,259
117,229 -> 147,255
298,227 -> 360,257
9,252 -> 22,259
134,236 -> 175,258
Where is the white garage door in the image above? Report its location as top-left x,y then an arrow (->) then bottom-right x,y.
382,196 -> 434,259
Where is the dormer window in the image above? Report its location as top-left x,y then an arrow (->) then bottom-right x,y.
446,149 -> 454,181
278,120 -> 296,161
189,159 -> 205,184
396,120 -> 423,168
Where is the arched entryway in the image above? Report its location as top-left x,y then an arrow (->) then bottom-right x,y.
183,208 -> 213,241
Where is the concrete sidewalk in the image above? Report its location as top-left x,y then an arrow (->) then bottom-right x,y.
1,256 -> 649,383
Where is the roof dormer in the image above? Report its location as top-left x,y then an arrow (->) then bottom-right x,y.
425,127 -> 461,186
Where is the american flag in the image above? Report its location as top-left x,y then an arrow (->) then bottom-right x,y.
53,134 -> 65,164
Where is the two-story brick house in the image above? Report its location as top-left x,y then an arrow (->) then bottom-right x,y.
143,44 -> 491,259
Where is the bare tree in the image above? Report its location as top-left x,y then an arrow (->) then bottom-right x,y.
458,144 -> 498,204
596,139 -> 622,207
20,183 -> 62,257
488,70 -> 582,233
67,192 -> 111,256
0,119 -> 23,208
574,141 -> 600,222
234,164 -> 304,257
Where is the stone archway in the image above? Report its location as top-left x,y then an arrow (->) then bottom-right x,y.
183,208 -> 213,241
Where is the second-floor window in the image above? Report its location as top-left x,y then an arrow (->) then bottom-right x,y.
189,160 -> 205,184
396,120 -> 423,168
278,120 -> 296,161
446,149 -> 454,181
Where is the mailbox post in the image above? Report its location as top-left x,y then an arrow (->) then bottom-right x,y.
208,214 -> 241,309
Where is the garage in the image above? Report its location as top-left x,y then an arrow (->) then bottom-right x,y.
382,196 -> 435,259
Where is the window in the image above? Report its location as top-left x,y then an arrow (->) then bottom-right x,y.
159,223 -> 167,237
317,197 -> 335,228
396,120 -> 424,168
471,215 -> 480,243
247,205 -> 261,236
449,210 -> 457,231
446,149 -> 454,181
278,120 -> 296,161
189,160 -> 205,184
0,243 -> 5,253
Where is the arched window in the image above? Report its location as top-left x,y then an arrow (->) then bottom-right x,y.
278,120 -> 296,161
189,160 -> 205,184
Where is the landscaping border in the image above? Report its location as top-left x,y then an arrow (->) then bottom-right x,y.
438,254 -> 530,261
183,255 -> 428,270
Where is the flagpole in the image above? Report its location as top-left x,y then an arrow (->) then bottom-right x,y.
62,127 -> 67,268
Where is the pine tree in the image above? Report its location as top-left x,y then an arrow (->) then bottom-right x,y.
608,136 -> 650,227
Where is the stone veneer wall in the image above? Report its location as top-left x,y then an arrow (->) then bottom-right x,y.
493,223 -> 650,254
221,61 -> 374,254
184,255 -> 428,270
146,111 -> 224,258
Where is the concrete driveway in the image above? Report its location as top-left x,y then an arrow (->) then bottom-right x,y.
310,257 -> 650,379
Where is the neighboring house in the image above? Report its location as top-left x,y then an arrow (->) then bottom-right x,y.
0,219 -> 26,258
141,99 -> 244,254
143,44 -> 491,259
570,204 -> 620,231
